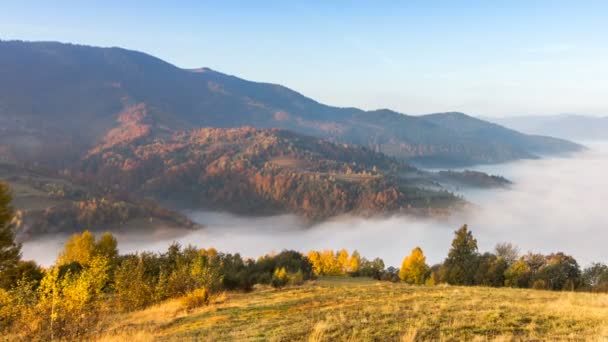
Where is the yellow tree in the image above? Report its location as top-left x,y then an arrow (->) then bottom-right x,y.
96,232 -> 118,261
58,231 -> 118,266
307,250 -> 323,276
337,249 -> 349,274
58,230 -> 96,265
399,247 -> 429,285
348,250 -> 361,273
321,250 -> 340,275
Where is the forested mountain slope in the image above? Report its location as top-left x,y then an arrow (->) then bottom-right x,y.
0,40 -> 582,168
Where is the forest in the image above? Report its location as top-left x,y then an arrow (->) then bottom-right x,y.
77,121 -> 462,220
1,182 -> 607,340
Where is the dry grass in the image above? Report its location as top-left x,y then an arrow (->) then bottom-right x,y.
96,277 -> 608,341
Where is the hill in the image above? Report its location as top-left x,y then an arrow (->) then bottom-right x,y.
0,161 -> 196,239
0,40 -> 582,168
76,123 -> 462,219
97,277 -> 608,341
487,114 -> 608,141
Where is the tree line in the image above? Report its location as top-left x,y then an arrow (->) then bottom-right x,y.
0,182 -> 607,340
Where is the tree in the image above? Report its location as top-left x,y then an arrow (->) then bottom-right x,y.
494,242 -> 519,265
320,250 -> 341,275
535,252 -> 581,291
114,255 -> 153,311
399,247 -> 429,285
0,182 -> 21,289
271,267 -> 288,288
582,263 -> 608,292
96,233 -> 118,261
337,249 -> 349,274
474,253 -> 508,287
307,251 -> 322,276
58,231 -> 96,266
57,231 -> 118,267
359,257 -> 385,280
348,250 -> 361,274
441,225 -> 479,285
504,259 -> 531,288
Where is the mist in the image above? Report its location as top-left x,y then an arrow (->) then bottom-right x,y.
22,142 -> 608,268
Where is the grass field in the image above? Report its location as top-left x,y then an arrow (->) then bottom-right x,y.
98,277 -> 608,341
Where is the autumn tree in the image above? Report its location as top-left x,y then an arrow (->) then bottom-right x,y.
440,225 -> 479,285
504,259 -> 532,288
307,251 -> 322,276
348,250 -> 361,274
57,230 -> 118,266
58,231 -> 96,265
536,252 -> 581,291
399,247 -> 429,285
114,255 -> 153,311
337,249 -> 349,274
320,249 -> 341,275
0,182 -> 21,289
96,232 -> 118,261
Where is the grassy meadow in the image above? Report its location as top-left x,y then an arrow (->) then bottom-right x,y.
97,277 -> 608,341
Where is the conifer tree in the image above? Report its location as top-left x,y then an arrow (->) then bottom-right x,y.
441,224 -> 479,285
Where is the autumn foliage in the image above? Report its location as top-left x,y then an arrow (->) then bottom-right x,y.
399,247 -> 430,285
78,126 -> 459,219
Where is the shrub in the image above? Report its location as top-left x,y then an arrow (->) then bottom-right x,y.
288,270 -> 304,286
271,267 -> 289,288
181,288 -> 209,310
114,256 -> 154,311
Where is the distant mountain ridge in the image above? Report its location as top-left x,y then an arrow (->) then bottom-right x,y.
486,114 -> 608,141
0,40 -> 582,168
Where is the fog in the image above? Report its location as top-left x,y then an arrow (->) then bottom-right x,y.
23,142 -> 608,268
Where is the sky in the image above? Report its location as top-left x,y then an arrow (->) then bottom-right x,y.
1,1 -> 607,117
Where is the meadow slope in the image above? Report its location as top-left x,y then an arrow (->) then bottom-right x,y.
98,277 -> 608,341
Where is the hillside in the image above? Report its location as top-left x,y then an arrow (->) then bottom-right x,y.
97,277 -> 608,341
0,161 -> 196,239
77,122 -> 462,219
0,40 -> 582,168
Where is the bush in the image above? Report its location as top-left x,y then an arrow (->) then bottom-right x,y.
288,270 -> 304,286
271,267 -> 289,288
181,288 -> 209,310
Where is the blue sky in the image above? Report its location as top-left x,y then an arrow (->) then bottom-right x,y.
1,1 -> 607,117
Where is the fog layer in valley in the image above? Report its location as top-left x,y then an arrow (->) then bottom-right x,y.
23,142 -> 608,267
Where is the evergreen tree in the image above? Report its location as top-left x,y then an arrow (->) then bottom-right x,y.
441,224 -> 479,285
0,182 -> 21,288
399,247 -> 429,285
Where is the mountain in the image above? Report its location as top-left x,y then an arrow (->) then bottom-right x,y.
486,115 -> 608,141
76,123 -> 462,220
0,40 -> 582,168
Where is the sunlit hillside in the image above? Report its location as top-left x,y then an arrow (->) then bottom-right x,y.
97,277 -> 608,341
